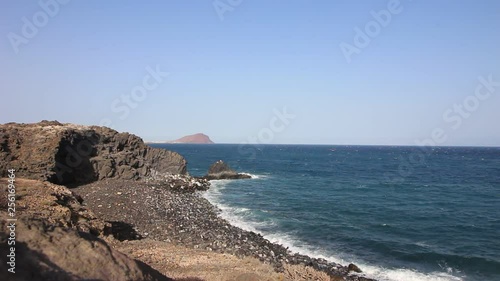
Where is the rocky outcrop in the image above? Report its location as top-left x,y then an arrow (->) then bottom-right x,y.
0,178 -> 173,281
0,121 -> 187,185
0,216 -> 173,281
202,160 -> 251,180
0,178 -> 108,236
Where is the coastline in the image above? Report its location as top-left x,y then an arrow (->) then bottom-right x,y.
201,178 -> 466,281
73,177 -> 374,281
2,122 -> 490,280
0,121 -> 372,280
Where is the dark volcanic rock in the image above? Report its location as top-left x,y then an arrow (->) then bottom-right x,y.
203,160 -> 251,180
0,121 -> 187,185
348,263 -> 363,273
208,160 -> 233,174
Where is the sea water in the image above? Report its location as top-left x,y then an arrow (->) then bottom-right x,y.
151,144 -> 500,281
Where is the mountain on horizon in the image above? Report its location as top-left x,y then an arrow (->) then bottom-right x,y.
167,133 -> 214,144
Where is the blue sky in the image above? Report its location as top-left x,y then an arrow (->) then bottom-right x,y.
1,0 -> 499,145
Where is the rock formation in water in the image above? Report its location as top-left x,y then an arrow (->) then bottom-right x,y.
0,121 -> 187,185
203,160 -> 251,180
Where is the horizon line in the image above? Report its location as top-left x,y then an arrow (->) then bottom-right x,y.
146,142 -> 500,148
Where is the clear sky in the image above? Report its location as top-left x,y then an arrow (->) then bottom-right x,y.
1,0 -> 499,146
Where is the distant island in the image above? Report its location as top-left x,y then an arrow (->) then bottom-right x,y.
149,133 -> 215,144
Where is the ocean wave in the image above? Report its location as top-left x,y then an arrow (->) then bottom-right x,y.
203,180 -> 276,232
261,232 -> 465,281
202,180 -> 231,206
361,266 -> 464,281
239,172 -> 268,179
202,180 -> 466,281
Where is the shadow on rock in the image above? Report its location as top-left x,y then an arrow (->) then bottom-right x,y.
107,221 -> 143,241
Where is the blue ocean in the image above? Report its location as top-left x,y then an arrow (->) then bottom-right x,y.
151,144 -> 500,281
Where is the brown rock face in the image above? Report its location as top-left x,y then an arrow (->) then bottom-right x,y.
0,121 -> 187,185
0,178 -> 108,236
169,133 -> 214,144
0,217 -> 173,281
0,178 -> 172,281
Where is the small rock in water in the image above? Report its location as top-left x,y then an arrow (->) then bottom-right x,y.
348,263 -> 362,273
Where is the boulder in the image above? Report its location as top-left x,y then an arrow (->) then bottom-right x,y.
0,121 -> 187,185
348,263 -> 362,273
0,178 -> 108,236
0,178 -> 173,281
0,216 -> 172,281
203,160 -> 251,180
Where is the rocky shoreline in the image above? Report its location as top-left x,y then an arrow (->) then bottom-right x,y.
1,121 -> 375,280
73,177 -> 374,281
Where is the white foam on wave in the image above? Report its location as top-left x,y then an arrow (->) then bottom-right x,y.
257,230 -> 466,281
260,232 -> 465,281
202,180 -> 274,233
360,266 -> 464,281
202,180 -> 466,281
202,179 -> 231,204
240,173 -> 268,179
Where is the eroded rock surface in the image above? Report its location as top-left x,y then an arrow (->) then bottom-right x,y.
0,121 -> 187,185
0,216 -> 172,281
0,178 -> 173,281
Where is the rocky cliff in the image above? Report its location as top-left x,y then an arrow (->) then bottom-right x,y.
0,121 -> 187,185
